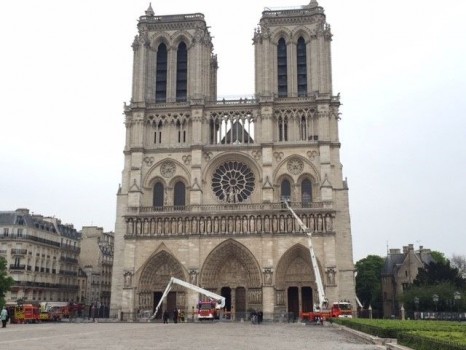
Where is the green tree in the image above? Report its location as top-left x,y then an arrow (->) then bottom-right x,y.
430,250 -> 448,265
400,253 -> 466,312
414,259 -> 464,289
0,257 -> 14,306
355,255 -> 384,311
401,283 -> 464,312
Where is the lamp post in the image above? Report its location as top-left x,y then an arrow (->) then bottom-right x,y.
454,291 -> 461,320
432,294 -> 439,315
414,297 -> 419,320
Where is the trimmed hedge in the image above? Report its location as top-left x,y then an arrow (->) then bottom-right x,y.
333,319 -> 466,350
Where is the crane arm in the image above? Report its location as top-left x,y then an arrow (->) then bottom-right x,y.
283,200 -> 328,311
150,277 -> 225,320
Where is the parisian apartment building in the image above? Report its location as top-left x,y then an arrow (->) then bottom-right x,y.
0,208 -> 114,308
80,226 -> 114,308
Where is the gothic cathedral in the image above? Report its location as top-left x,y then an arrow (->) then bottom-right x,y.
110,1 -> 356,319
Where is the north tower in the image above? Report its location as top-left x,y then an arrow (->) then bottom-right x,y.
110,1 -> 356,320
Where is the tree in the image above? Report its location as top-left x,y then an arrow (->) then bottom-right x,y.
355,255 -> 384,311
430,250 -> 448,265
451,254 -> 466,277
400,255 -> 466,312
0,257 -> 15,306
414,259 -> 464,289
400,282 -> 464,312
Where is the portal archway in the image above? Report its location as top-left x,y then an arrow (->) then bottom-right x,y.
276,244 -> 321,317
200,239 -> 262,315
137,250 -> 187,317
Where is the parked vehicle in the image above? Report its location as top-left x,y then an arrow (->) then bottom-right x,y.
9,304 -> 40,324
151,277 -> 225,322
283,200 -> 354,322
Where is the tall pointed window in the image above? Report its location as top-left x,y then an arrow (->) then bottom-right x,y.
176,119 -> 186,143
154,120 -> 163,144
277,38 -> 288,97
297,37 -> 307,97
281,179 -> 291,202
209,113 -> 255,145
153,182 -> 164,209
176,42 -> 187,102
278,116 -> 288,141
156,43 -> 167,103
300,115 -> 308,141
301,179 -> 312,207
174,181 -> 186,210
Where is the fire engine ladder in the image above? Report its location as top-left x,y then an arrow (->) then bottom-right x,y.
283,200 -> 328,311
150,277 -> 225,320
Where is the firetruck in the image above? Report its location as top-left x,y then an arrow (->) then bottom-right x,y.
8,304 -> 40,324
151,277 -> 225,321
283,200 -> 353,321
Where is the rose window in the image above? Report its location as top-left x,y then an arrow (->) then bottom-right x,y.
211,161 -> 255,203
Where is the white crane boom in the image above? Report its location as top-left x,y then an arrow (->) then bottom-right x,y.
150,277 -> 225,320
283,200 -> 328,311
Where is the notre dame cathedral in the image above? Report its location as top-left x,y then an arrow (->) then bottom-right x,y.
110,0 -> 356,320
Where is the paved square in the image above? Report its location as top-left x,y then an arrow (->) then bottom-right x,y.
0,321 -> 383,350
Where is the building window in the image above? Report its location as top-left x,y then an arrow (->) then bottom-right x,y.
176,42 -> 187,102
297,37 -> 307,97
153,182 -> 164,209
153,121 -> 163,144
300,115 -> 308,141
277,38 -> 288,97
281,179 -> 291,202
301,179 -> 312,206
176,119 -> 186,143
209,113 -> 255,145
278,116 -> 288,141
3,228 -> 8,237
156,43 -> 167,103
17,228 -> 23,237
211,161 -> 255,203
174,181 -> 186,210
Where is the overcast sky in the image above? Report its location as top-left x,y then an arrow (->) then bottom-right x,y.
1,0 -> 465,263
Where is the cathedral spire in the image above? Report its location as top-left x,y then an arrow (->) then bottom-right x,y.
145,3 -> 154,16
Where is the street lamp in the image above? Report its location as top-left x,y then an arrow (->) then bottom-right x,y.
432,294 -> 439,313
414,297 -> 419,320
454,291 -> 461,319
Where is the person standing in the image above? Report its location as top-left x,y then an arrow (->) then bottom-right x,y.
173,308 -> 178,324
163,310 -> 169,324
1,306 -> 8,328
258,310 -> 263,324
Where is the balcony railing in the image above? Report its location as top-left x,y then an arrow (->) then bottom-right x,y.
0,234 -> 61,248
10,264 -> 26,270
124,202 -> 335,239
128,201 -> 327,215
60,256 -> 79,264
11,248 -> 27,255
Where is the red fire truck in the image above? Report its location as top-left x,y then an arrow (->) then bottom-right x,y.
8,304 -> 40,324
300,301 -> 353,321
151,277 -> 225,322
283,200 -> 354,322
197,300 -> 220,321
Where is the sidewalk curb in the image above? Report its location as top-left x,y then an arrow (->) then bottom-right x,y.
331,324 -> 413,350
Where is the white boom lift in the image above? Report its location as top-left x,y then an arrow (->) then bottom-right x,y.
283,200 -> 328,312
150,277 -> 226,320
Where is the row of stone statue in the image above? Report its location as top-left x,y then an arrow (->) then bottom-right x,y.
126,213 -> 334,236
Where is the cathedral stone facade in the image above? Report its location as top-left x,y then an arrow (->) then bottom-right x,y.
110,1 -> 356,319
